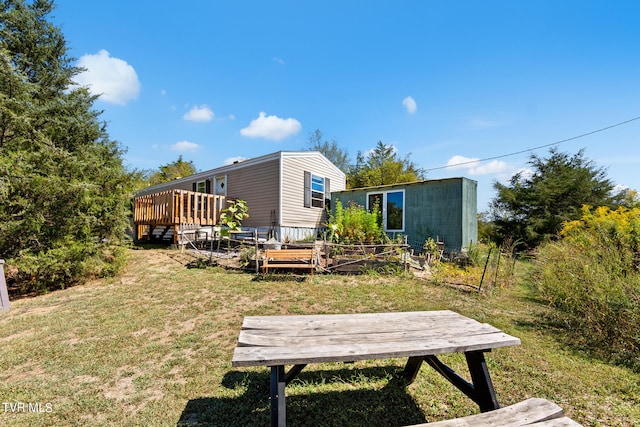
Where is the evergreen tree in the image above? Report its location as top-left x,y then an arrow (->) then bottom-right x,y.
490,147 -> 621,249
0,0 -> 139,293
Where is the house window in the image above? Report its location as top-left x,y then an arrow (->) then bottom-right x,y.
311,175 -> 324,208
367,190 -> 404,232
196,180 -> 206,193
304,171 -> 330,209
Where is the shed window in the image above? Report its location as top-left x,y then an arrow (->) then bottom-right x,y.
367,190 -> 404,232
304,171 -> 330,209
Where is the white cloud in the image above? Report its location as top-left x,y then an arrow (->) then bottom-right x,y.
240,112 -> 302,141
224,156 -> 247,165
402,96 -> 417,114
513,167 -> 534,182
445,155 -> 509,176
446,155 -> 481,170
469,160 -> 509,175
614,183 -> 629,192
75,49 -> 140,105
183,105 -> 214,122
273,57 -> 285,65
171,141 -> 200,152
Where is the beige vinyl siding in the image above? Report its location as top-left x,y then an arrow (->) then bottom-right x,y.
281,154 -> 346,227
224,157 -> 280,227
135,151 -> 346,231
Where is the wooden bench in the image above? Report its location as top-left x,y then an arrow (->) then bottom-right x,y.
411,397 -> 582,426
261,248 -> 316,274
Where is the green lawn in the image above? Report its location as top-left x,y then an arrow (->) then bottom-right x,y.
0,248 -> 638,426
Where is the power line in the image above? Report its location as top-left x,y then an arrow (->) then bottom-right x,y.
425,115 -> 640,172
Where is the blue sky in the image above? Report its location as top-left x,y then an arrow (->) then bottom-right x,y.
52,1 -> 640,211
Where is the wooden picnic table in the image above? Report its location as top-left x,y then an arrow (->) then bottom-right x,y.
231,310 -> 521,426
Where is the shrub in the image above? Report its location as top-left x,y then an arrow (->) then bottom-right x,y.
326,200 -> 386,244
534,205 -> 640,369
8,240 -> 128,295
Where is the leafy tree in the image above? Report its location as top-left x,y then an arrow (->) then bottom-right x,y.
0,0 -> 139,293
347,141 -> 425,188
489,147 -> 621,249
147,155 -> 197,185
307,129 -> 350,172
619,188 -> 640,209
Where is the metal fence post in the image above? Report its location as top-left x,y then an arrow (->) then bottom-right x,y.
0,260 -> 10,311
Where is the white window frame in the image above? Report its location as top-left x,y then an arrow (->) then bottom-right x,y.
304,171 -> 329,209
196,180 -> 207,193
366,189 -> 405,232
310,174 -> 325,208
214,175 -> 227,196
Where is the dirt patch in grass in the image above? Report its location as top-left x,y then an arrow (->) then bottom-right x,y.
0,329 -> 32,343
1,362 -> 46,382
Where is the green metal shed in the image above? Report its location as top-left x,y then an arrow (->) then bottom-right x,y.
331,177 -> 478,253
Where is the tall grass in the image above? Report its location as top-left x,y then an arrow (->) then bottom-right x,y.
534,206 -> 640,369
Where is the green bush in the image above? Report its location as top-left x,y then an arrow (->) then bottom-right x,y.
534,205 -> 640,369
326,200 -> 386,244
9,241 -> 128,294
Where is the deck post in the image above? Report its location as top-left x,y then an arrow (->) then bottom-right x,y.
0,260 -> 10,311
255,229 -> 260,274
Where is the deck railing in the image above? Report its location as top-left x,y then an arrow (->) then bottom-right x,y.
134,190 -> 226,227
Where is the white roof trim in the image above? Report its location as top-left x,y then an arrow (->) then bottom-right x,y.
137,151 -> 345,195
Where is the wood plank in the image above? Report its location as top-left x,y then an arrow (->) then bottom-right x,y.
262,263 -> 316,270
232,332 -> 520,367
242,310 -> 460,330
534,419 -> 584,426
238,323 -> 500,347
241,318 -> 492,337
410,398 -> 568,427
243,317 -> 482,333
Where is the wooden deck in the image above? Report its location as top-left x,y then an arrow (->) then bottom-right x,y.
133,190 -> 226,243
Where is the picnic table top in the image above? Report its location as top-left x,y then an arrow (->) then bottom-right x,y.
231,310 -> 521,367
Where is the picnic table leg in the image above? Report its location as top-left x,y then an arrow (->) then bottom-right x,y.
465,351 -> 500,412
270,365 -> 286,427
285,364 -> 307,384
402,356 -> 424,382
416,352 -> 500,413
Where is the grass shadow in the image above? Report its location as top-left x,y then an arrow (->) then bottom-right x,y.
252,273 -> 312,282
178,366 -> 428,426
